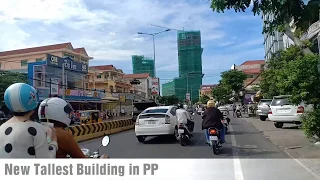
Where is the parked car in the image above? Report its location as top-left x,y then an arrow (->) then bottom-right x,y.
135,106 -> 178,143
132,101 -> 158,122
257,99 -> 272,121
268,95 -> 312,128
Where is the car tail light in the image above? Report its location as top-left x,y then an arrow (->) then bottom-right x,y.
135,117 -> 139,125
297,106 -> 304,113
268,109 -> 272,114
165,115 -> 170,124
179,123 -> 184,128
209,129 -> 217,135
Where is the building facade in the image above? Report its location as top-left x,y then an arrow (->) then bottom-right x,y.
123,73 -> 152,100
132,55 -> 155,77
27,54 -> 105,110
263,14 -> 295,61
199,84 -> 217,99
0,42 -> 92,72
235,60 -> 265,91
162,30 -> 203,102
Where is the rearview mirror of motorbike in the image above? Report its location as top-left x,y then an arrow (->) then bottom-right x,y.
102,136 -> 110,147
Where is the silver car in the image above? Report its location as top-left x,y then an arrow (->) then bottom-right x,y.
257,99 -> 272,121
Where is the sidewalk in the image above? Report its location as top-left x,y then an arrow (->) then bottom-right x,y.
243,116 -> 320,178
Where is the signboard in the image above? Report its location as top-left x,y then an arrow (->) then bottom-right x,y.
50,78 -> 59,95
46,54 -> 88,73
186,93 -> 190,101
119,95 -> 126,103
151,78 -> 159,95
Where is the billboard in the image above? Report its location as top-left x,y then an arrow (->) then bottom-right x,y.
151,78 -> 159,95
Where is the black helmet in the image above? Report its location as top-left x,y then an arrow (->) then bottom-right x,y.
177,104 -> 183,109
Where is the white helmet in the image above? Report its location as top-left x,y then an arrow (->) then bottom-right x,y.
38,97 -> 74,126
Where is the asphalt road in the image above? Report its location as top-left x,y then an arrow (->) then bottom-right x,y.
80,114 -> 317,180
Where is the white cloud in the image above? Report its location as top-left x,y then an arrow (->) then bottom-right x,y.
0,0 -> 264,85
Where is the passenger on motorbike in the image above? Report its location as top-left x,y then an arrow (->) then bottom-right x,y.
38,97 -> 108,158
202,100 -> 226,144
0,83 -> 58,158
176,104 -> 194,132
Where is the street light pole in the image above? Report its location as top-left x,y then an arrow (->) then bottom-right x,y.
152,35 -> 156,77
137,29 -> 170,78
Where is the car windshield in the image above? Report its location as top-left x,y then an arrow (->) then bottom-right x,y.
259,100 -> 272,106
143,109 -> 168,113
271,97 -> 291,106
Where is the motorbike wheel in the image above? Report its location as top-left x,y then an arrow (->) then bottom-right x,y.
212,141 -> 219,155
180,134 -> 187,146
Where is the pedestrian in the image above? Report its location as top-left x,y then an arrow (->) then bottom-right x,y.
232,102 -> 237,117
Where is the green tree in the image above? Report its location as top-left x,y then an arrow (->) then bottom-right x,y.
220,70 -> 247,96
260,45 -> 320,138
0,71 -> 28,105
199,95 -> 210,104
212,84 -> 232,103
210,0 -> 319,54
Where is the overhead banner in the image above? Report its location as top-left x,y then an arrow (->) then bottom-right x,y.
151,78 -> 159,95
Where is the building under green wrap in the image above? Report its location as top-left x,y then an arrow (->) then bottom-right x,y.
132,55 -> 155,77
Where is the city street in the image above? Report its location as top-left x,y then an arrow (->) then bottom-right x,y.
80,115 -> 317,180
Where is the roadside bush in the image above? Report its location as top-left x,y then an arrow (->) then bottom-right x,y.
301,108 -> 320,139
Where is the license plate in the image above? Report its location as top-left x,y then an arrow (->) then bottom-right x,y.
178,129 -> 184,133
210,136 -> 218,140
147,121 -> 156,125
223,120 -> 227,123
277,109 -> 290,113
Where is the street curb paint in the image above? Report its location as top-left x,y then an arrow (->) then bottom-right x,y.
67,118 -> 134,142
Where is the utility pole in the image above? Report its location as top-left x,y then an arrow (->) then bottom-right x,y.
62,62 -> 65,100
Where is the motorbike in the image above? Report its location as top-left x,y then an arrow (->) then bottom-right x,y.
80,135 -> 110,158
208,128 -> 221,155
222,117 -> 229,132
178,123 -> 193,146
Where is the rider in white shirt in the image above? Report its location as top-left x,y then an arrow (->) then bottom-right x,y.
176,104 -> 194,132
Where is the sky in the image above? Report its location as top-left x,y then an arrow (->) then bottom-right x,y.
0,0 -> 264,93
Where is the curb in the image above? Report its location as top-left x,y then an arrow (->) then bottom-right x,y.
70,118 -> 135,142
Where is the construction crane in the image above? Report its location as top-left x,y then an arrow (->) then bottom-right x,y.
150,24 -> 185,31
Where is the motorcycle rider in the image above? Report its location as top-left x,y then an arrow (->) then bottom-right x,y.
38,97 -> 108,158
176,104 -> 194,132
0,83 -> 58,158
202,100 -> 226,144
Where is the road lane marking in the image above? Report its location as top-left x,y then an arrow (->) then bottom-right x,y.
229,125 -> 244,180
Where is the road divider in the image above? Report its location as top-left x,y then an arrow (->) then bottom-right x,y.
68,118 -> 134,142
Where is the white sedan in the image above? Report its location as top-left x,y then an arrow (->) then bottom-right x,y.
135,106 -> 179,143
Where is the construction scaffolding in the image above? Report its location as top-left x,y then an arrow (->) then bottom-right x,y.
132,55 -> 155,77
176,30 -> 203,102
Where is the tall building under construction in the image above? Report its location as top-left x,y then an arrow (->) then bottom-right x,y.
162,30 -> 203,102
132,55 -> 155,77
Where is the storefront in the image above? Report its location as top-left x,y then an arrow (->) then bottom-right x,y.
27,54 -> 105,109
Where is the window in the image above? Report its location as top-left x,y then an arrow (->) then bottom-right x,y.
143,109 -> 168,114
271,97 -> 291,106
36,58 -> 42,62
247,74 -> 254,78
0,62 -> 1,69
21,60 -> 28,67
97,74 -> 102,78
